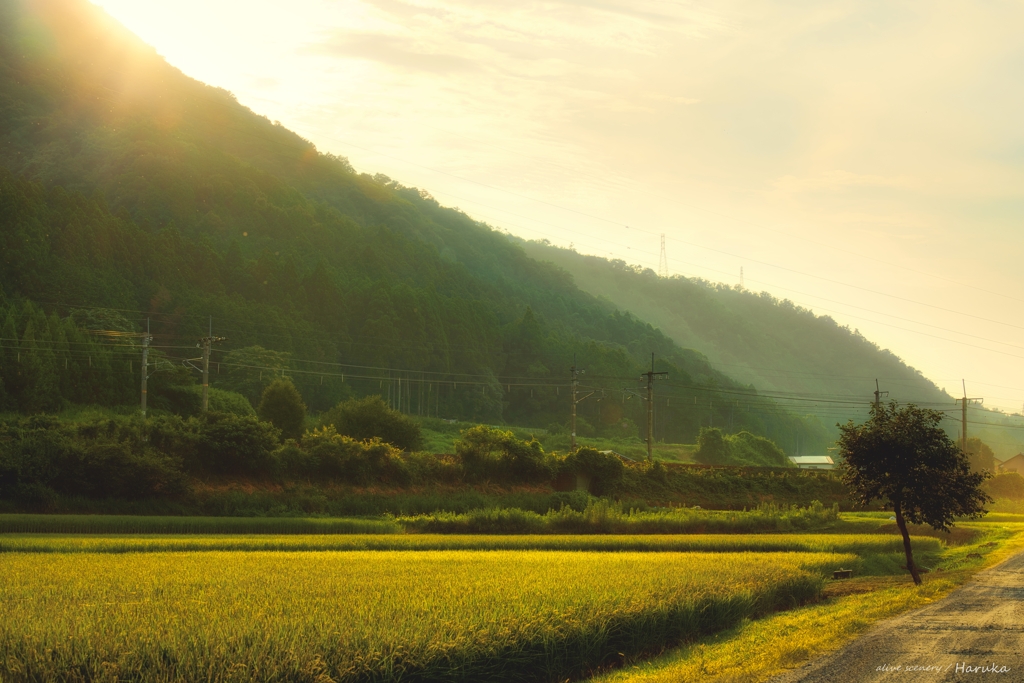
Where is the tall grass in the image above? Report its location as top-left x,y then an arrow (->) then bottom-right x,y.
400,500 -> 841,534
0,549 -> 841,682
0,501 -> 837,536
0,514 -> 400,535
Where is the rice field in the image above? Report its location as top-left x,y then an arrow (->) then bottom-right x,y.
0,549 -> 845,682
0,514 -> 401,535
0,532 -> 943,556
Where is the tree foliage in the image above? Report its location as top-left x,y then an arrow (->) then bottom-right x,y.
965,437 -> 997,473
561,447 -> 624,495
455,426 -> 555,484
321,396 -> 422,452
694,428 -> 789,467
257,379 -> 306,441
838,402 -> 989,584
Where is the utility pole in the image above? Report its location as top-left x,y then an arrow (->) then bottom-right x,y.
955,380 -> 983,454
569,353 -> 596,451
873,379 -> 888,409
140,318 -> 151,417
641,353 -> 668,462
658,234 -> 668,278
198,316 -> 227,413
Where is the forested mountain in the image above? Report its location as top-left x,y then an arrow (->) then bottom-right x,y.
520,241 -> 945,403
519,242 -> 1024,457
0,0 -> 835,452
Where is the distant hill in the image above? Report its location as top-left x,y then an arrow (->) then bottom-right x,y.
520,241 -> 945,403
518,241 -> 1024,458
0,0 -> 835,452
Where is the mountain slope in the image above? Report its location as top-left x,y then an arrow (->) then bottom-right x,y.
0,0 -> 837,452
519,242 -> 1024,457
520,241 -> 945,402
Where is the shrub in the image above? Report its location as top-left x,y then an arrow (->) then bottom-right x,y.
694,427 -> 730,465
402,451 -> 463,485
694,428 -> 790,467
207,388 -> 257,417
984,472 -> 1024,500
455,425 -> 555,484
574,416 -> 596,438
301,426 -> 410,485
561,447 -> 624,495
65,442 -> 187,499
728,431 -> 790,467
645,459 -> 669,486
0,415 -> 186,501
320,396 -> 422,451
194,412 -> 280,476
257,379 -> 307,441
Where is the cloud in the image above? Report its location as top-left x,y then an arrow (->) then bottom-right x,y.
310,32 -> 478,74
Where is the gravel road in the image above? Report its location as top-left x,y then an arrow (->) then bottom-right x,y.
769,551 -> 1024,683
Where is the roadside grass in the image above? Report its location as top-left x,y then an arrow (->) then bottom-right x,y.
0,532 -> 943,556
0,550 -> 840,683
593,521 -> 1024,683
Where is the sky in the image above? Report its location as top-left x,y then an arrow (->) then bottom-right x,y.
91,0 -> 1024,415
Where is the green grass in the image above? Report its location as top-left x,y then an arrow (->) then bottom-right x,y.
594,520 -> 1024,683
0,549 -> 841,682
0,514 -> 401,535
0,532 -> 943,557
0,501 -> 841,536
399,500 -> 843,534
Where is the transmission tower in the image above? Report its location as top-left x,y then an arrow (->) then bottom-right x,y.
658,234 -> 668,278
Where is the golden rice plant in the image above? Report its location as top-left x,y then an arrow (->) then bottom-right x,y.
0,549 -> 845,682
0,532 -> 942,557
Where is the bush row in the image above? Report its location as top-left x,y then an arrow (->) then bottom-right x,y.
0,415 -> 623,508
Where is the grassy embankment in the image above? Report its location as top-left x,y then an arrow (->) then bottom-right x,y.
0,500 -> 844,535
595,514 -> 1024,683
19,464 -> 850,518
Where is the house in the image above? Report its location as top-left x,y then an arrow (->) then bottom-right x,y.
999,453 -> 1024,474
788,455 -> 835,470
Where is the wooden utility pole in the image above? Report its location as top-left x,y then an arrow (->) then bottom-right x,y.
641,353 -> 668,462
569,354 -> 595,451
199,316 -> 227,412
955,380 -> 983,453
873,379 -> 888,408
140,318 -> 151,417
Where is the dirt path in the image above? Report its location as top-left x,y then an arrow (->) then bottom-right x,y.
770,552 -> 1024,682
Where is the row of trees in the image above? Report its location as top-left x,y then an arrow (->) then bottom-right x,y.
0,402 -> 624,508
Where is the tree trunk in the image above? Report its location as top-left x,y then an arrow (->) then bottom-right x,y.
894,503 -> 922,585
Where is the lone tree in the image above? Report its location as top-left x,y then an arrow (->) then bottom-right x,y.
257,378 -> 307,441
838,402 -> 989,585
